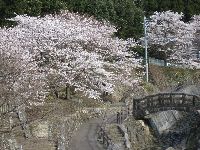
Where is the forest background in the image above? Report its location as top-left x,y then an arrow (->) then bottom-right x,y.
1,0 -> 200,40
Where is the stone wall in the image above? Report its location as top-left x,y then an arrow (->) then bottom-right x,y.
30,107 -> 106,150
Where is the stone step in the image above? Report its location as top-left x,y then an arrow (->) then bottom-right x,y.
106,124 -> 126,149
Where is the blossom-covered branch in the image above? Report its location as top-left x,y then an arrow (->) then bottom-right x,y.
0,11 -> 141,100
147,11 -> 195,63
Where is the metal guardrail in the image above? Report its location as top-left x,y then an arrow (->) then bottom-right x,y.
149,57 -> 199,69
97,103 -> 132,150
149,57 -> 165,66
97,126 -> 122,150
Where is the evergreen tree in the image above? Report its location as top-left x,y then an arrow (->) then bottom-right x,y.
0,0 -> 65,25
113,0 -> 143,39
64,0 -> 144,39
137,0 -> 200,21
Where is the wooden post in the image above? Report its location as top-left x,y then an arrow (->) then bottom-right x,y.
117,112 -> 120,124
170,94 -> 172,105
158,94 -> 161,105
127,107 -> 130,116
120,110 -> 123,124
65,84 -> 70,100
193,95 -> 195,107
102,131 -> 105,145
182,93 -> 186,105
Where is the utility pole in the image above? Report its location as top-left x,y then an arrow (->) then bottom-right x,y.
144,16 -> 149,82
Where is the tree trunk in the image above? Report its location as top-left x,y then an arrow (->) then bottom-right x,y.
164,52 -> 167,66
51,86 -> 59,98
54,90 -> 59,98
65,84 -> 70,100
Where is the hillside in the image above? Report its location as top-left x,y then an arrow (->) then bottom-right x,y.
0,11 -> 143,149
149,64 -> 200,92
1,1 -> 200,150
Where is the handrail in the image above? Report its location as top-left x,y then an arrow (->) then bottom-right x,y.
133,92 -> 200,101
97,105 -> 132,150
133,92 -> 200,119
97,125 -> 121,150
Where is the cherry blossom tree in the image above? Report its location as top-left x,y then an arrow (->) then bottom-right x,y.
187,15 -> 200,69
0,11 -> 142,100
147,11 -> 195,64
0,41 -> 47,143
0,37 -> 46,107
191,15 -> 200,55
0,9 -> 141,150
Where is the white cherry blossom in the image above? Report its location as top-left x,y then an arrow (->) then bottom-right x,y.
1,11 -> 142,100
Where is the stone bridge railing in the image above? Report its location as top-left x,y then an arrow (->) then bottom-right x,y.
133,93 -> 200,119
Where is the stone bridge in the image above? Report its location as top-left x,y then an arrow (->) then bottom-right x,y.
133,93 -> 200,119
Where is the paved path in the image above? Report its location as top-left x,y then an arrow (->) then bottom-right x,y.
69,117 -> 104,150
69,114 -> 118,150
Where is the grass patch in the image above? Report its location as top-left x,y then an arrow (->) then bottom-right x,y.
142,82 -> 157,94
149,64 -> 200,90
